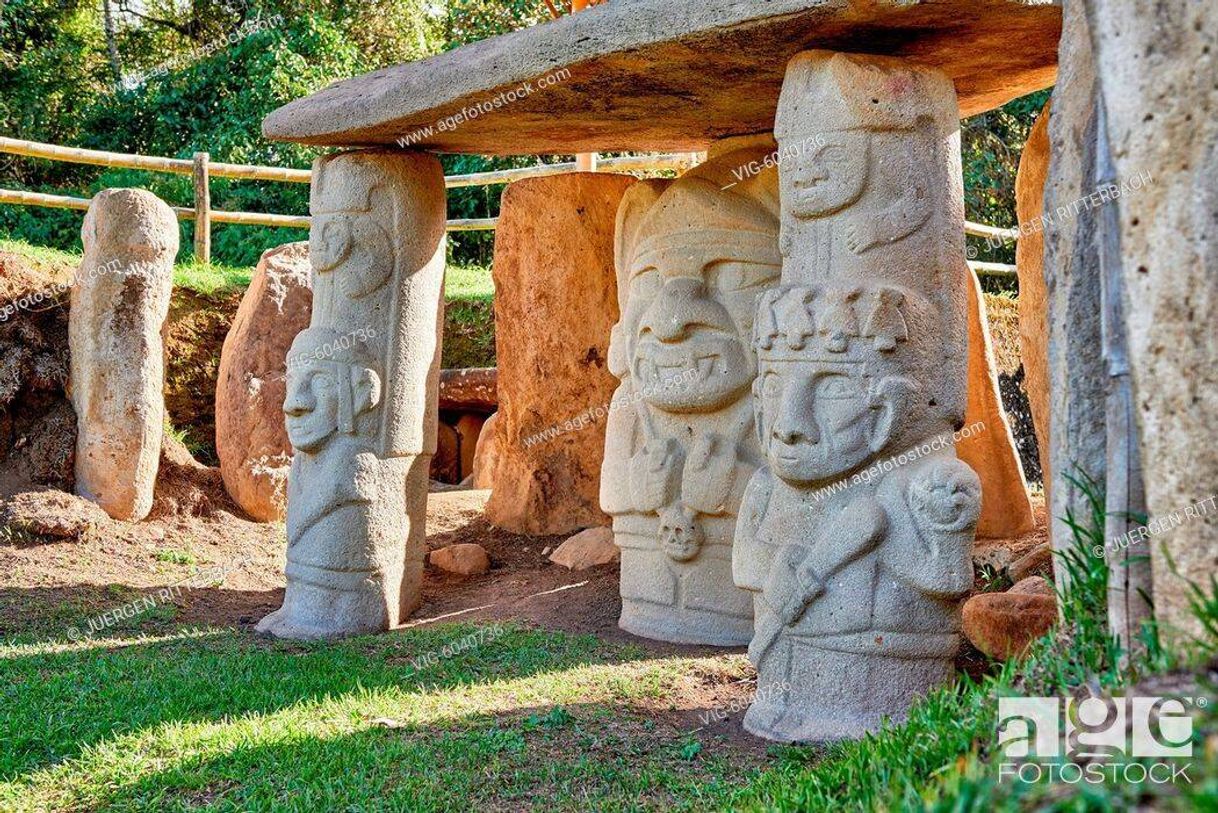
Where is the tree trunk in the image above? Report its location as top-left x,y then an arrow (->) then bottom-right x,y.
102,0 -> 123,84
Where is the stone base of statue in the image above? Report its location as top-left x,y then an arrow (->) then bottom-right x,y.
616,515 -> 753,645
743,634 -> 958,741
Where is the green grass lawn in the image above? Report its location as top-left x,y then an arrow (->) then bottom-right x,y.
0,238 -> 494,303
4,509 -> 1217,812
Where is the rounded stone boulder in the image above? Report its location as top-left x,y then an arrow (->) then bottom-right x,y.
215,242 -> 312,521
962,590 -> 1057,661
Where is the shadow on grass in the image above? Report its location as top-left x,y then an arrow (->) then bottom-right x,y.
0,609 -> 663,785
7,688 -> 768,812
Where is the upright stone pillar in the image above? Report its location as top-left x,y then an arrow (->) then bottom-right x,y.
71,188 -> 177,522
1087,0 -> 1217,645
256,150 -> 445,640
484,173 -> 634,535
1044,2 -> 1106,581
602,136 -> 782,645
734,51 -> 980,742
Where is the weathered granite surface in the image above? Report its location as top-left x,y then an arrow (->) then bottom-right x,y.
70,189 -> 177,522
256,150 -> 445,640
262,0 -> 1060,152
602,135 -> 781,646
1087,0 -> 1218,645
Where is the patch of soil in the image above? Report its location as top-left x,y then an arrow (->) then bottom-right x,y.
164,289 -> 242,466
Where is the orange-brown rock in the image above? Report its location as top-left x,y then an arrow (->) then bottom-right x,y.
1009,576 -> 1054,597
471,412 -> 500,490
1015,101 -> 1051,492
483,173 -> 634,534
454,413 -> 484,481
438,367 -> 497,412
431,422 -> 461,483
430,543 -> 490,576
549,526 -> 619,570
957,271 -> 1036,537
962,590 -> 1057,660
215,242 -> 312,521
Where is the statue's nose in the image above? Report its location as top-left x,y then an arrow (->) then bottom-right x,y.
641,277 -> 711,342
772,387 -> 819,445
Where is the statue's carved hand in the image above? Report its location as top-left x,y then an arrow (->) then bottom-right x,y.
765,545 -> 824,626
681,433 -> 735,513
630,438 -> 682,512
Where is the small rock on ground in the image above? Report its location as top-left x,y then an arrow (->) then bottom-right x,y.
549,526 -> 619,570
430,543 -> 490,576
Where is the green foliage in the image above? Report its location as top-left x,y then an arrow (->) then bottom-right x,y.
962,87 -> 1052,295
0,1 -> 444,266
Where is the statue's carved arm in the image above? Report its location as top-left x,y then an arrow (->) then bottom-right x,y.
899,458 -> 981,598
767,497 -> 887,626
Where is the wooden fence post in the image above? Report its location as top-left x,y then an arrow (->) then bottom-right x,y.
193,151 -> 211,265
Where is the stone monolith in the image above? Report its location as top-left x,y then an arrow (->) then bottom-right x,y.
957,271 -> 1035,537
1088,0 -> 1218,645
216,241 -> 312,521
1015,101 -> 1051,488
256,149 -> 445,640
734,51 -> 980,742
601,135 -> 782,646
1044,2 -> 1106,583
70,188 -> 177,521
484,173 -> 634,535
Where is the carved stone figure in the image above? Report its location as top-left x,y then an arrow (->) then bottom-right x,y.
70,188 -> 177,522
256,150 -> 445,640
734,51 -> 980,741
601,137 -> 782,645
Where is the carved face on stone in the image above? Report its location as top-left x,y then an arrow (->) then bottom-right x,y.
310,214 -> 395,299
283,332 -> 382,453
658,503 -> 704,562
284,360 -> 344,452
616,176 -> 781,414
780,132 -> 869,219
757,363 -> 902,485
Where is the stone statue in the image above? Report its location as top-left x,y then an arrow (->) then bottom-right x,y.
257,150 -> 445,640
601,137 -> 782,645
70,189 -> 177,522
733,51 -> 980,741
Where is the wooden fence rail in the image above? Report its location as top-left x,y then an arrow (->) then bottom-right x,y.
0,136 -> 1019,275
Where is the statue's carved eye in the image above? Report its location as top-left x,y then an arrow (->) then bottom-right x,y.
708,261 -> 780,293
761,372 -> 782,399
630,267 -> 661,301
815,374 -> 857,400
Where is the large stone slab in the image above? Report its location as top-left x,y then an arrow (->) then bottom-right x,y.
70,189 -> 177,522
216,241 -> 312,522
484,172 -> 633,535
262,0 -> 1060,152
1015,101 -> 1051,489
1088,0 -> 1218,645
